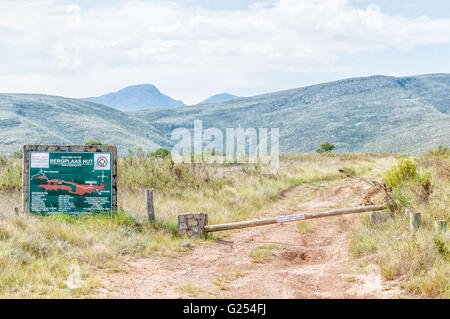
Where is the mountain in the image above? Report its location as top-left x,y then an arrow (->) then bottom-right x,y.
1,74 -> 449,157
84,84 -> 185,111
0,94 -> 168,156
199,93 -> 241,104
131,74 -> 450,154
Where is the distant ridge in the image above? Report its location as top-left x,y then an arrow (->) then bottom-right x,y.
84,84 -> 185,111
0,93 -> 167,156
0,74 -> 449,156
199,93 -> 241,104
131,73 -> 450,155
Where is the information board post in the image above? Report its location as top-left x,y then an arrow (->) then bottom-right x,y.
22,145 -> 117,216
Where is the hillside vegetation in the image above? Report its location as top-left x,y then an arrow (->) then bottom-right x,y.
1,74 -> 449,156
0,93 -> 167,156
135,74 -> 450,154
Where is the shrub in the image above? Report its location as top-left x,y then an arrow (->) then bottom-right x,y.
385,157 -> 433,205
385,157 -> 418,188
426,145 -> 449,157
85,141 -> 106,146
316,142 -> 335,153
13,150 -> 23,159
148,148 -> 171,159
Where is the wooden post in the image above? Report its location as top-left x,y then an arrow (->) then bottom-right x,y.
145,189 -> 155,221
434,220 -> 447,234
409,211 -> 421,232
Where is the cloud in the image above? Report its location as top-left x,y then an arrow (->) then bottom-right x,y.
0,0 -> 449,103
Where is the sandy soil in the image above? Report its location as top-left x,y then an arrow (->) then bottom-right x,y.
96,179 -> 408,299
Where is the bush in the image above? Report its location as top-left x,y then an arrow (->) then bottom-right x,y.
85,141 -> 106,146
316,142 -> 335,153
426,145 -> 449,157
385,157 -> 433,207
385,157 -> 418,188
13,150 -> 23,159
148,148 -> 171,158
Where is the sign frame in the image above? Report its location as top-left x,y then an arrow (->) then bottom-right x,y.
22,145 -> 117,215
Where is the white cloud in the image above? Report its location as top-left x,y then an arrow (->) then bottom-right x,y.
0,0 -> 449,103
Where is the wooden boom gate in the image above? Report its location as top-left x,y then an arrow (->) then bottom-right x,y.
177,204 -> 386,238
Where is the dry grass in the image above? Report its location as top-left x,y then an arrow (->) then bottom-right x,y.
0,157 -> 21,193
249,244 -> 279,263
0,152 -> 399,297
117,153 -> 397,225
177,282 -> 206,298
0,213 -> 182,298
212,271 -> 247,291
350,148 -> 449,298
297,221 -> 313,234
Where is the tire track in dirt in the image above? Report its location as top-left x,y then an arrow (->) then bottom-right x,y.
97,179 -> 407,299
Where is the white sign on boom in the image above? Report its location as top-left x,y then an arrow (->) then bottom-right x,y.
276,213 -> 306,223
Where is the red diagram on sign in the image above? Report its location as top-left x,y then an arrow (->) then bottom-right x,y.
35,176 -> 106,195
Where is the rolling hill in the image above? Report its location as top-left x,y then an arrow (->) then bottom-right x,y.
84,84 -> 185,111
0,74 -> 448,156
0,94 -> 167,156
131,74 -> 450,154
199,93 -> 241,104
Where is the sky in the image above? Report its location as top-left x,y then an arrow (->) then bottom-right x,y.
0,0 -> 450,104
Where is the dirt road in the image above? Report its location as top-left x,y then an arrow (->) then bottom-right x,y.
97,179 -> 407,298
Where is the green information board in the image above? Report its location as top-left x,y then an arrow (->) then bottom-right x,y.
28,151 -> 113,215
